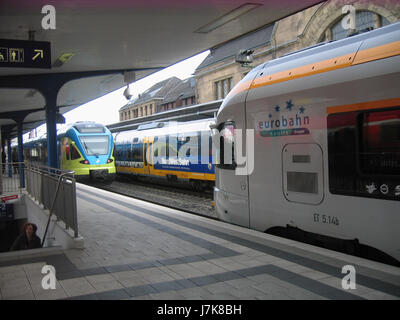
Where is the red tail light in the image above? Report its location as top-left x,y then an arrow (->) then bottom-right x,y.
107,159 -> 113,163
80,160 -> 89,164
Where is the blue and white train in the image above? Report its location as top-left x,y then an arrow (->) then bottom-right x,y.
113,119 -> 215,190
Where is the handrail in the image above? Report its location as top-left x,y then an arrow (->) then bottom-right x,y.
2,161 -> 79,244
23,162 -> 79,243
0,161 -> 26,194
41,170 -> 75,246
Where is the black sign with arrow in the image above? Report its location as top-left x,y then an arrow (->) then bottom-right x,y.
0,39 -> 51,69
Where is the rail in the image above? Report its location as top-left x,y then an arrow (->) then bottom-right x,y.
0,162 -> 26,195
41,170 -> 77,245
23,162 -> 79,238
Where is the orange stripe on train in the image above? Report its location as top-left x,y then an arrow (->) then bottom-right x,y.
327,97 -> 400,115
227,40 -> 400,98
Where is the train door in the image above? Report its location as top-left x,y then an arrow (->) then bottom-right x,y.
143,137 -> 154,175
213,110 -> 250,227
60,137 -> 70,170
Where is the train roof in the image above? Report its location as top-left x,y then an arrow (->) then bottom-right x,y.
269,21 -> 399,72
239,21 -> 400,88
219,21 -> 400,116
69,122 -> 107,134
22,121 -> 110,146
114,118 -> 215,142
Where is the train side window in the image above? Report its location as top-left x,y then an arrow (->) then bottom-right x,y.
70,144 -> 81,160
166,136 -> 169,158
132,143 -> 143,162
327,111 -> 357,195
328,107 -> 400,201
209,136 -> 213,158
215,122 -> 236,170
178,135 -> 196,158
66,144 -> 70,160
360,109 -> 400,175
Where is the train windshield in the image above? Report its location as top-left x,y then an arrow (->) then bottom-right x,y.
79,135 -> 110,156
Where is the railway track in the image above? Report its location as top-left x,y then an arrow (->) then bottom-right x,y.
90,175 -> 217,219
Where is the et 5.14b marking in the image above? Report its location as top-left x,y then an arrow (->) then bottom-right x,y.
313,213 -> 339,226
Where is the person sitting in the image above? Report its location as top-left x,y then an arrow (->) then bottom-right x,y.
10,222 -> 42,251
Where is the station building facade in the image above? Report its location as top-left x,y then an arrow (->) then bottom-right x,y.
119,76 -> 196,121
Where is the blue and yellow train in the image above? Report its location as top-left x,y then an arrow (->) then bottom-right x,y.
23,121 -> 116,182
113,119 -> 215,190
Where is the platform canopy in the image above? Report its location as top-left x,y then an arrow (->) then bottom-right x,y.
0,0 -> 322,137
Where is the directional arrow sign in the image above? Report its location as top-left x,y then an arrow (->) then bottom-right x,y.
0,39 -> 51,69
32,49 -> 44,61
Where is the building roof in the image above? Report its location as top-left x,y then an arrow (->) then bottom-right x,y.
161,77 -> 195,105
195,23 -> 275,71
120,77 -> 181,111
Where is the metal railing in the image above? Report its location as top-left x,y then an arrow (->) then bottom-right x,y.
0,162 -> 26,195
20,162 -> 79,239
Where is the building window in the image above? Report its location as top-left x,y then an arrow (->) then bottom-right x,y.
322,10 -> 390,42
215,77 -> 233,100
150,104 -> 153,114
145,106 -> 148,116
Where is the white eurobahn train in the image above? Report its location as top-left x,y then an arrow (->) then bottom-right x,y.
213,22 -> 400,265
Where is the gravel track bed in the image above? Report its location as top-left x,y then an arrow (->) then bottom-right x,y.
91,176 -> 217,219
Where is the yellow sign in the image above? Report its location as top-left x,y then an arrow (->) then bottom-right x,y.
32,49 -> 44,61
59,53 -> 74,63
9,48 -> 24,63
0,39 -> 51,69
0,48 -> 7,62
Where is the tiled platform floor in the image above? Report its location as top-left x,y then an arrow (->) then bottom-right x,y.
1,183 -> 399,300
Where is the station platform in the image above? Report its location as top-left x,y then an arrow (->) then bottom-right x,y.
0,183 -> 399,300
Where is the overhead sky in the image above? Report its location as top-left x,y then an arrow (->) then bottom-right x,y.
25,50 -> 210,141
63,50 -> 210,125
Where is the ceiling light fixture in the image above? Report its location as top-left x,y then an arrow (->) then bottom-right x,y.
53,52 -> 75,68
